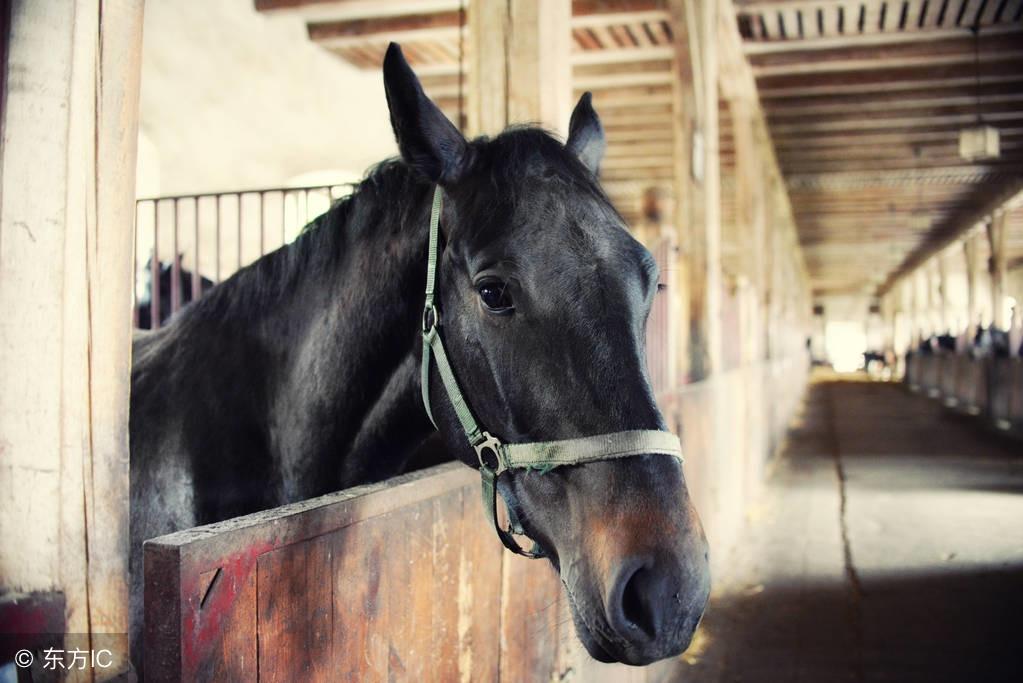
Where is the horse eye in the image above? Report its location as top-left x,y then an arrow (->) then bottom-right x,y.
477,280 -> 514,313
657,283 -> 667,293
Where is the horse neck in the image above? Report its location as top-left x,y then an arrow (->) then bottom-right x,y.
182,172 -> 438,498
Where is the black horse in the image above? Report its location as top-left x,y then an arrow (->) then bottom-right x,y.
130,44 -> 709,669
135,256 -> 215,329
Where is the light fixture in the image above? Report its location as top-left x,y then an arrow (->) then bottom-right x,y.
959,24 -> 1000,161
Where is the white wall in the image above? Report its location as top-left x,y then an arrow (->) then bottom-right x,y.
138,0 -> 397,197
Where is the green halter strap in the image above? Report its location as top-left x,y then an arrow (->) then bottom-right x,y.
420,185 -> 683,558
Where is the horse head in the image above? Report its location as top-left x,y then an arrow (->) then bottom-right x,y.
383,44 -> 709,665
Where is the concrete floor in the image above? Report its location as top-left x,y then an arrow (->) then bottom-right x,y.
679,373 -> 1023,683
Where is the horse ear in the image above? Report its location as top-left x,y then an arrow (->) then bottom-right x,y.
566,92 -> 606,176
383,43 -> 468,185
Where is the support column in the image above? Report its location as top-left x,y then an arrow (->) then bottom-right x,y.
986,209 -> 1008,329
916,269 -> 924,347
468,0 -> 572,137
668,0 -> 721,382
937,249 -> 950,333
0,0 -> 143,675
964,231 -> 980,332
730,96 -> 766,361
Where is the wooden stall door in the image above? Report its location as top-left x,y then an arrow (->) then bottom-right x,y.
146,463 -> 688,682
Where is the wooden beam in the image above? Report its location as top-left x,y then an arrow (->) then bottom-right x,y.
768,123 -> 1023,146
744,23 -> 1023,54
879,180 -> 1023,296
767,110 -> 1023,135
573,0 -> 666,16
467,1 -> 572,139
964,231 -> 981,326
762,85 -> 1023,117
756,59 -> 1023,94
574,70 -> 674,89
571,45 -> 675,65
753,45 -> 1023,77
987,209 -> 1009,327
572,8 -> 669,28
255,0 -> 460,22
308,10 -> 461,48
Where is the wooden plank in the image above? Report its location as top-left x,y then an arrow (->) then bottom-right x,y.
307,9 -> 460,44
766,110 -> 1023,134
571,44 -> 675,65
429,490 -> 462,680
574,70 -> 674,89
757,65 -> 1023,98
331,514 -> 380,679
149,463 -> 474,564
459,486 -> 503,682
255,0 -> 460,22
499,554 -> 561,681
573,10 -> 670,28
744,21 -> 1023,53
749,32 -> 1023,75
573,0 -> 666,16
766,99 -> 1023,124
257,534 -> 333,682
147,464 -> 540,680
760,81 -> 1023,113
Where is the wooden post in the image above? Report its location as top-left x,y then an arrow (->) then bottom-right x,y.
667,0 -> 699,382
964,231 -> 980,332
467,0 -> 571,137
668,0 -> 721,382
729,96 -> 767,361
0,1 -> 142,676
937,250 -> 950,333
986,209 -> 1008,329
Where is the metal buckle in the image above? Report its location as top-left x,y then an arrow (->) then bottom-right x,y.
422,303 -> 439,333
474,431 -> 504,473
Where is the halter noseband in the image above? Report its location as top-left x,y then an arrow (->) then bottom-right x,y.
420,186 -> 683,558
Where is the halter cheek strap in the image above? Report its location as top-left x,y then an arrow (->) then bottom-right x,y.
420,185 -> 683,558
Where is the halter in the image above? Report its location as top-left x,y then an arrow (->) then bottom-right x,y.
420,186 -> 683,557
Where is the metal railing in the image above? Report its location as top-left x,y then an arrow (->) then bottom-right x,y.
133,184 -> 353,329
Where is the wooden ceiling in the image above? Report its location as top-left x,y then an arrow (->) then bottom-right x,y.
736,0 -> 1023,295
255,0 -> 680,225
256,0 -> 1023,295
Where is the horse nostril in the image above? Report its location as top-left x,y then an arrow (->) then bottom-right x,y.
620,565 -> 658,639
609,558 -> 679,644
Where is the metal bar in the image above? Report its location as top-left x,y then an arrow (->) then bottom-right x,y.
278,189 -> 286,248
192,197 -> 201,302
132,202 -> 140,329
151,201 -> 161,330
171,199 -> 181,315
136,183 -> 354,203
259,191 -> 265,257
237,193 -> 243,273
215,195 -> 221,283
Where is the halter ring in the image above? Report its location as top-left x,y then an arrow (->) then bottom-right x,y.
474,432 -> 504,473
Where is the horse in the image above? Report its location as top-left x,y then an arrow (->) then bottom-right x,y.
130,43 -> 709,670
971,324 -> 1012,359
135,255 -> 215,329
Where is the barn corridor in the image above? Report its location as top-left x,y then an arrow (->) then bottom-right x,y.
681,373 -> 1023,683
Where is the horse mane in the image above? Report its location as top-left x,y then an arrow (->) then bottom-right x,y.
172,158 -> 431,324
